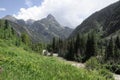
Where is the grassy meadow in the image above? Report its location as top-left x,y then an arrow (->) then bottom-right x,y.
0,39 -> 114,80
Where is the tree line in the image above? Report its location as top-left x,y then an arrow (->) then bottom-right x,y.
48,32 -> 120,73
48,32 -> 98,62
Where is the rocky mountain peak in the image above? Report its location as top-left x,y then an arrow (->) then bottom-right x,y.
47,14 -> 55,20
2,15 -> 17,22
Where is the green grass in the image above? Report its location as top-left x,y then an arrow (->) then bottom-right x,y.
0,40 -> 114,80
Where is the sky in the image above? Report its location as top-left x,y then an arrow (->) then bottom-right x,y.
0,0 -> 119,28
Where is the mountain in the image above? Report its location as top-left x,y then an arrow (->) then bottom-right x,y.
61,26 -> 73,38
29,14 -> 73,42
2,14 -> 73,42
70,1 -> 120,38
3,15 -> 27,26
26,19 -> 35,26
3,15 -> 17,23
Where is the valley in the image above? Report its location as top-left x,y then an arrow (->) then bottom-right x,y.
0,0 -> 120,80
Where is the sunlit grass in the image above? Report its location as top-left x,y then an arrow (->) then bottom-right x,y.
0,40 -> 113,80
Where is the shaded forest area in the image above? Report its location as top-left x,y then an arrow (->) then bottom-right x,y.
48,31 -> 120,74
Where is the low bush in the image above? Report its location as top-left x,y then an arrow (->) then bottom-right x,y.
85,57 -> 101,70
98,69 -> 114,80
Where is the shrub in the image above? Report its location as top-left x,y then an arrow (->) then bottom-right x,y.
98,69 -> 114,80
105,62 -> 120,74
85,57 -> 101,70
86,57 -> 114,80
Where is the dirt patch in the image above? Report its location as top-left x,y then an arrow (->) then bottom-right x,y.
114,74 -> 120,80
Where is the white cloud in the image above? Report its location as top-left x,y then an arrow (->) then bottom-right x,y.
25,0 -> 33,7
0,8 -> 6,11
14,0 -> 119,28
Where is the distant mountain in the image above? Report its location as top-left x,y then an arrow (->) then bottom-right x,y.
2,14 -> 73,42
26,19 -> 35,26
3,15 -> 17,23
1,20 -> 34,42
3,16 -> 36,40
3,15 -> 26,26
70,1 -> 120,38
61,26 -> 73,38
29,14 -> 73,42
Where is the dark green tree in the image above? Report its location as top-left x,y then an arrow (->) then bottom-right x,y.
105,37 -> 114,60
115,36 -> 120,49
75,34 -> 81,54
66,40 -> 75,60
21,33 -> 30,45
58,38 -> 64,56
4,20 -> 9,30
52,37 -> 56,53
113,36 -> 120,62
114,44 -> 120,61
15,38 -> 21,47
74,34 -> 85,62
84,33 -> 97,62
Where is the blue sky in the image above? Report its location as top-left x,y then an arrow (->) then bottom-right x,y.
0,0 -> 43,18
0,0 -> 119,28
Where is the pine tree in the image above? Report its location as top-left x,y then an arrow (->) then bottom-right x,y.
66,40 -> 74,60
114,36 -> 120,61
114,44 -> 120,61
4,20 -> 8,30
52,37 -> 56,53
74,34 -> 81,57
115,36 -> 120,49
58,38 -> 64,56
105,37 -> 114,60
84,33 -> 97,62
74,34 -> 86,62
91,34 -> 98,56
84,34 -> 91,62
21,33 -> 30,45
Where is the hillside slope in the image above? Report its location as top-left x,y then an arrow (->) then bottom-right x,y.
0,39 -> 113,80
70,1 -> 120,38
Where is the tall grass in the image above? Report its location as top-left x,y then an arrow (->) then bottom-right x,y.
0,40 -> 113,80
